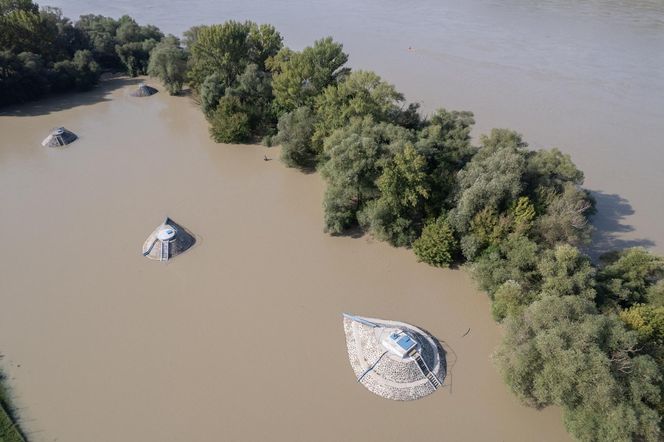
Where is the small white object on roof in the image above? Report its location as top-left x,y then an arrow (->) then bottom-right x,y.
157,227 -> 176,241
382,330 -> 420,358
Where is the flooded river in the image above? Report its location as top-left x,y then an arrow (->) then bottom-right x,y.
2,1 -> 663,440
42,0 -> 664,254
0,79 -> 570,441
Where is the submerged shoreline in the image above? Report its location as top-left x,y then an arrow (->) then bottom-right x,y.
0,78 -> 573,441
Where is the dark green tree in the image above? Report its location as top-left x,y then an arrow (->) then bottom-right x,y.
270,36 -> 348,113
208,95 -> 251,143
412,215 -> 458,267
360,144 -> 430,246
148,38 -> 188,95
274,106 -> 316,168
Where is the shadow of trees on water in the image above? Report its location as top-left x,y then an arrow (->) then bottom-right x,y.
586,190 -> 655,260
0,74 -> 142,117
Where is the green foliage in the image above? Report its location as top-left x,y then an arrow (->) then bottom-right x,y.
471,234 -> 541,295
413,215 -> 458,267
620,304 -> 664,364
274,106 -> 316,168
199,72 -> 225,117
533,183 -> 594,247
187,21 -> 281,141
319,118 -> 413,234
598,248 -> 664,310
208,95 -> 251,143
225,63 -> 275,133
496,296 -> 661,442
538,244 -> 596,300
525,148 -> 584,196
148,38 -> 188,95
320,118 -> 386,233
0,4 -> 168,106
466,207 -> 512,256
115,38 -> 158,76
449,129 -> 527,235
50,48 -> 101,91
188,21 -> 281,92
361,144 -> 430,246
0,370 -> 26,442
270,36 -> 349,113
511,196 -> 536,233
492,280 -> 531,321
312,70 -> 404,153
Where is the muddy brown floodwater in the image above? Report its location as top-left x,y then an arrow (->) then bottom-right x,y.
0,78 -> 571,441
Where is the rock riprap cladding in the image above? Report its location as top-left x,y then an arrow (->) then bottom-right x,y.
342,314 -> 446,401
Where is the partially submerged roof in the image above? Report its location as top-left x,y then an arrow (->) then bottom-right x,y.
142,217 -> 195,261
131,83 -> 158,97
342,314 -> 446,401
41,127 -> 77,147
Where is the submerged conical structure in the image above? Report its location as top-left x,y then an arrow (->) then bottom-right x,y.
142,217 -> 195,261
41,127 -> 78,147
131,83 -> 158,97
342,314 -> 446,401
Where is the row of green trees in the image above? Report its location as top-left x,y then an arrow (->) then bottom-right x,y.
0,0 -> 193,106
186,22 -> 662,440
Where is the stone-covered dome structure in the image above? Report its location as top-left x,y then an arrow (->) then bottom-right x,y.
343,314 -> 446,401
142,217 -> 195,261
131,83 -> 158,97
41,127 -> 78,147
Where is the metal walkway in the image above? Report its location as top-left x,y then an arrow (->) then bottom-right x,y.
160,240 -> 169,261
411,351 -> 441,389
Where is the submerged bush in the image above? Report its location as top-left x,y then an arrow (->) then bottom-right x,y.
208,95 -> 251,143
413,216 -> 457,267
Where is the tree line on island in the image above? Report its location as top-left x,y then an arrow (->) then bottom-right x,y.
1,2 -> 663,441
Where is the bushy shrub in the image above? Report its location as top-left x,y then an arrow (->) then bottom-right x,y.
274,106 -> 316,168
413,216 -> 457,267
208,95 -> 251,143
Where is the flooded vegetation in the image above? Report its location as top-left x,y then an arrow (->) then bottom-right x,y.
2,0 -> 663,441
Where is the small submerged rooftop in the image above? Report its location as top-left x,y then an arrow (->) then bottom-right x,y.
131,83 -> 158,97
41,127 -> 77,147
142,217 -> 195,261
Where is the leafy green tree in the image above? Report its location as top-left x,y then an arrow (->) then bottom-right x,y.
225,63 -> 274,132
471,233 -> 541,295
320,118 -> 397,233
75,14 -> 121,67
270,36 -> 348,113
537,244 -> 596,300
511,196 -> 536,233
188,21 -> 281,91
414,109 -> 475,214
620,304 -> 664,364
412,215 -> 458,267
208,95 -> 251,143
496,296 -> 661,442
465,207 -> 512,256
597,248 -> 664,309
199,72 -> 225,117
274,106 -> 316,168
492,280 -> 531,321
115,38 -> 158,76
449,129 -> 527,235
0,0 -> 37,15
312,70 -> 404,153
361,144 -> 430,246
148,38 -> 188,95
533,183 -> 594,247
525,148 -> 584,195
